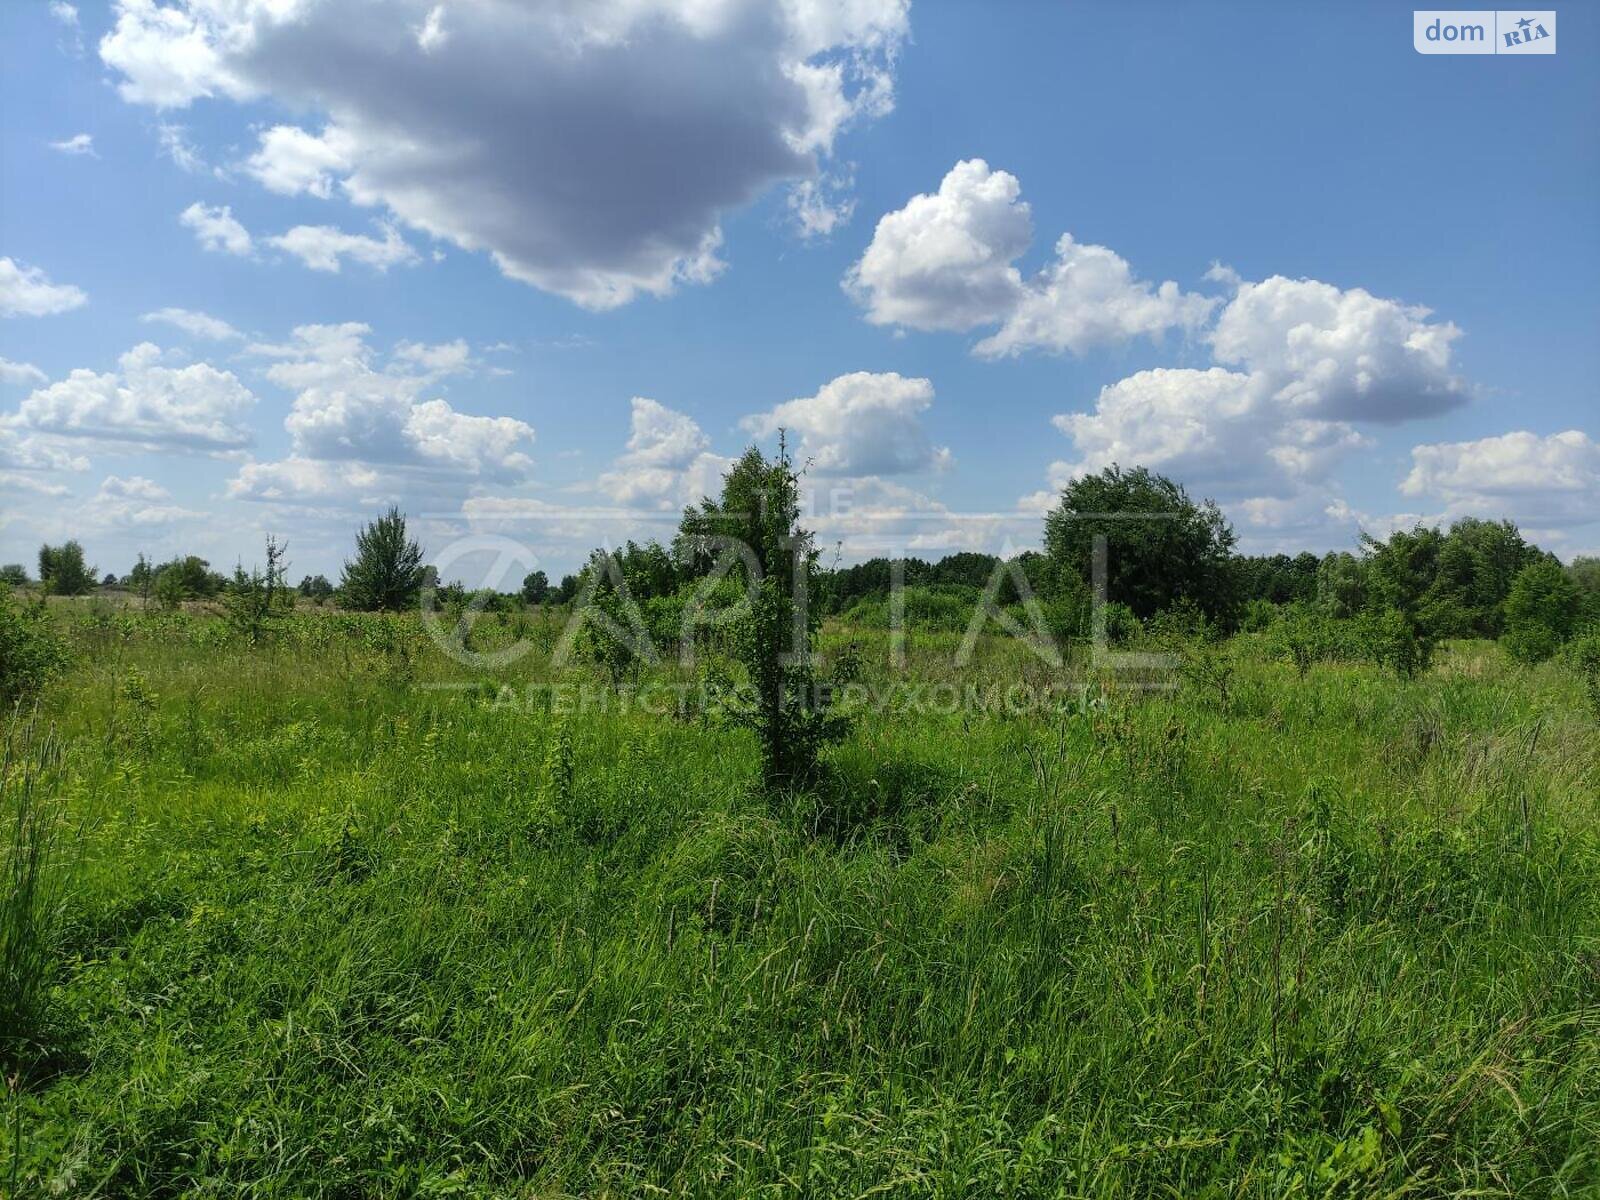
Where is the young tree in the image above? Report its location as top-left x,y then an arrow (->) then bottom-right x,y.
225,535 -> 291,644
127,553 -> 155,608
37,541 -> 93,596
340,507 -> 426,612
1042,465 -> 1238,624
681,439 -> 853,791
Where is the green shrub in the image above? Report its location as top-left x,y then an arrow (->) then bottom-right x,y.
1567,634 -> 1600,718
1358,607 -> 1433,678
0,583 -> 70,706
1502,559 -> 1581,663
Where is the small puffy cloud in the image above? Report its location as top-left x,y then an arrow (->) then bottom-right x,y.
1400,429 -> 1600,529
9,342 -> 256,452
1209,275 -> 1466,422
0,257 -> 87,317
0,357 -> 48,387
267,223 -> 417,273
49,2 -> 78,27
846,159 -> 1030,332
141,306 -> 241,340
847,159 -> 1212,356
742,370 -> 949,476
102,0 -> 909,308
50,133 -> 96,156
180,201 -> 253,255
243,124 -> 350,197
597,397 -> 734,509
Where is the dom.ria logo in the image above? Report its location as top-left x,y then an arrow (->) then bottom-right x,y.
1414,10 -> 1556,54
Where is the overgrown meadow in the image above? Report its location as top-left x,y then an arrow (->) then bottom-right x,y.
3,594 -> 1598,1198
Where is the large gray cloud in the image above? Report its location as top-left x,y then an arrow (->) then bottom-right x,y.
103,0 -> 908,308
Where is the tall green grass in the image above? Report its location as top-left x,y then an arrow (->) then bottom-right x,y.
2,608 -> 1597,1196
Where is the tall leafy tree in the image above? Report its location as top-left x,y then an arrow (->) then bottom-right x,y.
1043,465 -> 1238,623
37,541 -> 93,596
340,507 -> 426,612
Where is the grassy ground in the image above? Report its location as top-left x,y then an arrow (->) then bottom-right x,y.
4,606 -> 1599,1197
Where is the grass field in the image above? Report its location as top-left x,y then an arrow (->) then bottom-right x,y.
5,603 -> 1599,1196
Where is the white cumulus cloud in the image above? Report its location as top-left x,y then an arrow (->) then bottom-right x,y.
8,342 -> 256,452
596,397 -> 735,510
846,159 -> 1213,355
742,371 -> 949,476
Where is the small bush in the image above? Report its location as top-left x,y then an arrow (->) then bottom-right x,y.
1502,559 -> 1581,663
0,583 -> 70,706
1359,607 -> 1433,678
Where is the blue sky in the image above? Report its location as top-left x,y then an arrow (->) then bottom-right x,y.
1,0 -> 1595,585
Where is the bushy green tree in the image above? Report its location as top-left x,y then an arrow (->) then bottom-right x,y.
1502,559 -> 1581,663
1359,606 -> 1434,679
37,541 -> 93,596
340,507 -> 425,612
1316,551 -> 1368,619
520,570 -> 550,605
1043,465 -> 1238,624
298,574 -> 335,603
0,565 -> 28,588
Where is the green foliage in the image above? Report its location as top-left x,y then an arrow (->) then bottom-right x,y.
0,564 -> 29,588
297,573 -> 335,603
682,442 -> 852,791
1278,602 -> 1337,678
223,536 -> 292,645
1569,634 -> 1600,718
520,569 -> 550,605
1503,558 -> 1581,664
340,506 -> 426,612
1044,464 -> 1238,624
0,584 -> 70,705
1315,551 -> 1368,619
37,541 -> 93,596
1358,606 -> 1434,678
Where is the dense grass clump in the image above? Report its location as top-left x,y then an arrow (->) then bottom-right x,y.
2,604 -> 1598,1197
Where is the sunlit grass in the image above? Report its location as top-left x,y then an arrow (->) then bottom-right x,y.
3,606 -> 1598,1196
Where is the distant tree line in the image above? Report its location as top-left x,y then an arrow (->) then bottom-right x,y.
9,463 -> 1596,666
